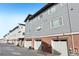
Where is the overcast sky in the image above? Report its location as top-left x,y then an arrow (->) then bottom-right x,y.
0,3 -> 46,39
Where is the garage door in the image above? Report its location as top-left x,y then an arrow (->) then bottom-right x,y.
34,40 -> 41,50
8,40 -> 12,43
51,40 -> 68,56
24,41 -> 32,48
14,40 -> 18,45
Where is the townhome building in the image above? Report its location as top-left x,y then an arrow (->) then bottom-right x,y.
3,23 -> 25,47
24,14 -> 33,48
24,3 -> 79,56
3,33 -> 10,43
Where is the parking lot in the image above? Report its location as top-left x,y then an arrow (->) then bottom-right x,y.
0,43 -> 47,56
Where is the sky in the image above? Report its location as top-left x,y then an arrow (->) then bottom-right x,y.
0,3 -> 46,39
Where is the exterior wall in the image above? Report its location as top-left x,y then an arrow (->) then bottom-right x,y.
24,38 -> 32,48
72,34 -> 79,53
4,33 -> 11,43
4,28 -> 19,41
68,3 -> 79,33
0,39 -> 5,43
18,25 -> 25,38
4,24 -> 25,44
25,3 -> 79,37
9,28 -> 19,40
25,20 -> 30,38
24,3 -> 79,54
28,4 -> 71,37
32,38 -> 35,49
41,37 -> 52,53
9,25 -> 25,40
40,34 -> 79,54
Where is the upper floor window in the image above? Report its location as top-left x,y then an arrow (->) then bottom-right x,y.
44,10 -> 48,15
44,7 -> 56,16
23,32 -> 25,35
18,31 -> 21,33
50,16 -> 63,29
50,7 -> 56,14
47,9 -> 51,15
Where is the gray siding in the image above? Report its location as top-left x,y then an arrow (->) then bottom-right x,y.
25,3 -> 79,38
28,4 -> 70,37
68,3 -> 79,33
6,24 -> 25,40
25,20 -> 31,37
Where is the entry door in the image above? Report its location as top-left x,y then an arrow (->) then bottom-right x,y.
51,40 -> 68,56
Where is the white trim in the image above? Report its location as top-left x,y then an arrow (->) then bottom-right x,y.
25,32 -> 79,38
40,32 -> 79,37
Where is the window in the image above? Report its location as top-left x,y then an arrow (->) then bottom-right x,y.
23,32 -> 25,35
50,16 -> 63,29
44,7 -> 56,15
59,16 -> 63,25
50,7 -> 56,14
18,31 -> 21,33
44,10 -> 48,15
44,9 -> 50,15
70,8 -> 74,11
47,9 -> 51,15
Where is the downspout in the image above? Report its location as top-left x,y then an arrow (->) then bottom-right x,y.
67,3 -> 75,54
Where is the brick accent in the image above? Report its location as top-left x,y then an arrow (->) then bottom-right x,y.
32,38 -> 35,49
41,37 -> 52,53
72,34 -> 79,53
25,34 -> 79,54
40,34 -> 79,54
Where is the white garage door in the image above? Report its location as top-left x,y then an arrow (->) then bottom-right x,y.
14,40 -> 18,45
9,40 -> 12,43
24,41 -> 32,48
34,40 -> 41,50
51,40 -> 68,56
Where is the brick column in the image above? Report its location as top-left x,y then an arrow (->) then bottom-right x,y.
41,36 -> 52,53
32,38 -> 35,49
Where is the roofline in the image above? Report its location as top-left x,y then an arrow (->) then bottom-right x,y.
3,23 -> 25,37
24,14 -> 32,22
3,33 -> 9,37
29,3 -> 58,20
3,34 -> 7,37
9,26 -> 19,33
19,23 -> 25,26
9,23 -> 25,33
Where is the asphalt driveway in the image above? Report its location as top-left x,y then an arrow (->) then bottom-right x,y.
0,43 -> 45,56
